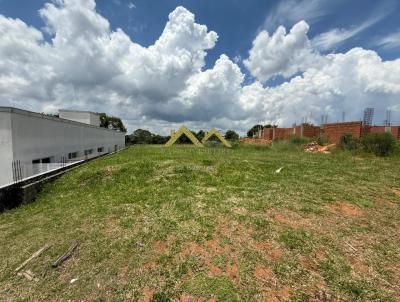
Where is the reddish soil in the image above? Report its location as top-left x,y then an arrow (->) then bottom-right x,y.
254,265 -> 273,280
181,242 -> 204,257
254,240 -> 284,261
153,240 -> 168,253
207,261 -> 222,276
226,261 -> 239,281
174,293 -> 217,302
140,288 -> 154,302
299,256 -> 317,270
326,202 -> 365,217
143,260 -> 156,269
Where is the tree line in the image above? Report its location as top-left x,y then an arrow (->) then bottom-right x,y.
126,129 -> 239,145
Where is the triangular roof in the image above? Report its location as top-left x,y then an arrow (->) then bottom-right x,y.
202,128 -> 232,148
165,126 -> 203,147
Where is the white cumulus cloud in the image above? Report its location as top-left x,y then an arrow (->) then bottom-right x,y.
244,21 -> 324,82
0,0 -> 399,134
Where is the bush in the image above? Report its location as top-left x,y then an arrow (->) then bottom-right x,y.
361,133 -> 396,156
338,134 -> 359,151
316,135 -> 328,146
225,130 -> 239,141
288,135 -> 309,145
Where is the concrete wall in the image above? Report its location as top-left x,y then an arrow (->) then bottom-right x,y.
59,110 -> 100,126
0,111 -> 14,186
0,107 -> 125,186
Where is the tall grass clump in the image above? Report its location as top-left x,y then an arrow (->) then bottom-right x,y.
288,135 -> 309,145
361,133 -> 397,157
338,134 -> 359,151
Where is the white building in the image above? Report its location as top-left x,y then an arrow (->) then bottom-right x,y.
0,107 -> 125,187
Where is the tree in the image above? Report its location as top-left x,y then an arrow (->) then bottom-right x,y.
247,124 -> 263,138
130,129 -> 152,144
152,134 -> 170,144
225,130 -> 239,141
99,113 -> 127,132
196,130 -> 205,141
178,131 -> 198,144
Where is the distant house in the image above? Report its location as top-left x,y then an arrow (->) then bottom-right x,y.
0,107 -> 125,187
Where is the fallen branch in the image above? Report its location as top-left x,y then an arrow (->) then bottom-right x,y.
15,244 -> 51,273
17,270 -> 38,282
345,242 -> 357,252
52,242 -> 79,268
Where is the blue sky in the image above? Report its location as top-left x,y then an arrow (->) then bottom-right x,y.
2,0 -> 398,67
0,0 -> 399,132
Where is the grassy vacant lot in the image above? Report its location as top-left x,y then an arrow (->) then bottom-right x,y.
1,143 -> 400,301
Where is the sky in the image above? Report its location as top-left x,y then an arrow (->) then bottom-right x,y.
0,0 -> 399,134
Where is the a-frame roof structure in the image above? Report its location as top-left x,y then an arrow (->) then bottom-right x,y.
165,126 -> 203,147
202,128 -> 232,148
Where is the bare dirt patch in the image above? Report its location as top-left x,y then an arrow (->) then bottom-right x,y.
153,240 -> 168,253
269,209 -> 312,229
207,261 -> 222,276
181,242 -> 204,257
326,202 -> 365,217
226,260 -> 239,282
254,264 -> 273,280
254,240 -> 284,261
393,189 -> 400,197
140,288 -> 154,302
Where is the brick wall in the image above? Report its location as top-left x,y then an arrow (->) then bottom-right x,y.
294,125 -> 321,138
260,128 -> 274,140
274,128 -> 294,140
364,126 -> 400,140
392,127 -> 400,139
323,122 -> 363,143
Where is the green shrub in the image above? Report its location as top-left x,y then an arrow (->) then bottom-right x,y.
288,135 -> 309,145
316,135 -> 328,146
361,133 -> 396,156
338,134 -> 359,151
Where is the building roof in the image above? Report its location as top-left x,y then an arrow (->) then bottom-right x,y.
0,107 -> 121,133
59,109 -> 99,115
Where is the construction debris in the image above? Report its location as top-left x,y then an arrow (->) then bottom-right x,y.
52,242 -> 79,268
15,244 -> 51,273
304,142 -> 336,153
304,141 -> 320,152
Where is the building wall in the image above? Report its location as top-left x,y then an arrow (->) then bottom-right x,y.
0,108 -> 125,186
59,110 -> 100,126
274,128 -> 294,140
260,128 -> 273,140
364,126 -> 400,139
0,111 -> 14,186
295,125 -> 321,138
323,122 -> 362,143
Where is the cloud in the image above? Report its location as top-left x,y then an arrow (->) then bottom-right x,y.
0,0 -> 399,134
249,48 -> 400,126
375,31 -> 400,50
312,1 -> 395,51
263,0 -> 329,31
244,21 -> 324,82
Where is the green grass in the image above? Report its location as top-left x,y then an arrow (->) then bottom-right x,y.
0,144 -> 400,301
